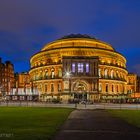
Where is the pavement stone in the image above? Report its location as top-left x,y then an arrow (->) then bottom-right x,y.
52,109 -> 140,140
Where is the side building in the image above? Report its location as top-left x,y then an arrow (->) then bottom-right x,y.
7,72 -> 39,101
0,58 -> 14,98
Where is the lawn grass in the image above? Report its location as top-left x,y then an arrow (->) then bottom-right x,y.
108,110 -> 140,128
0,107 -> 73,140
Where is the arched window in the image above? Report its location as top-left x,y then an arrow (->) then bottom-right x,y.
51,84 -> 54,92
40,70 -> 43,80
58,68 -> 62,77
106,84 -> 108,93
116,71 -> 119,78
51,68 -> 55,79
104,69 -> 108,78
112,85 -> 114,92
45,69 -> 48,79
51,71 -> 55,79
111,70 -> 114,79
98,69 -> 101,78
99,83 -> 102,92
44,84 -> 47,93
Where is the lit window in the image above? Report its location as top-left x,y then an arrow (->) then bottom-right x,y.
72,63 -> 75,73
58,68 -> 62,77
99,69 -> 101,78
111,70 -> 114,79
99,83 -> 102,92
45,70 -> 48,79
51,71 -> 54,78
86,63 -> 89,73
40,71 -> 42,79
78,63 -> 84,73
104,69 -> 108,78
51,68 -> 55,78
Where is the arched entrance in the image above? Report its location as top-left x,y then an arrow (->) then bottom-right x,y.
72,80 -> 89,101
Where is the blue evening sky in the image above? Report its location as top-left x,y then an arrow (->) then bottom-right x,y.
0,0 -> 140,74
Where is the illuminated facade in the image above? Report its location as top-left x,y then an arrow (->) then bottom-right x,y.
6,72 -> 39,101
29,34 -> 138,102
0,58 -> 14,97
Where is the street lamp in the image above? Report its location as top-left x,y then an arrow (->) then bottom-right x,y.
65,72 -> 71,78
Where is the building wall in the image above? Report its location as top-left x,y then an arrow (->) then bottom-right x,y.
0,58 -> 14,95
136,76 -> 140,93
126,74 -> 137,94
16,72 -> 30,88
62,56 -> 99,95
29,36 -> 139,101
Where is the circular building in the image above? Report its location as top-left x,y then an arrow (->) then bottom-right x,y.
29,34 -> 128,102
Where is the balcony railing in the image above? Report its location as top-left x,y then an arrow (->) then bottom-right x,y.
33,75 -> 62,81
31,62 -> 62,69
100,76 -> 126,82
99,62 -> 126,70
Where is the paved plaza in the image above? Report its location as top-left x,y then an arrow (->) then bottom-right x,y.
53,109 -> 140,140
1,101 -> 140,110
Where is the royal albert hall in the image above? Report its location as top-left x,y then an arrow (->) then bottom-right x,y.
29,34 -> 135,102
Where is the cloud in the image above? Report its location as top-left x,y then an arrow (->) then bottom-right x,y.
0,0 -> 98,32
0,0 -> 140,72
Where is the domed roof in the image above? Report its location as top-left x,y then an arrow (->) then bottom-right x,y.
41,34 -> 114,51
58,34 -> 97,40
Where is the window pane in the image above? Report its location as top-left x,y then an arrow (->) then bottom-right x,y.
105,69 -> 108,78
58,83 -> 61,92
58,69 -> 62,77
99,83 -> 102,92
78,63 -> 83,73
86,63 -> 89,73
98,69 -> 101,78
45,84 -> 47,92
72,63 -> 75,73
51,71 -> 54,78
